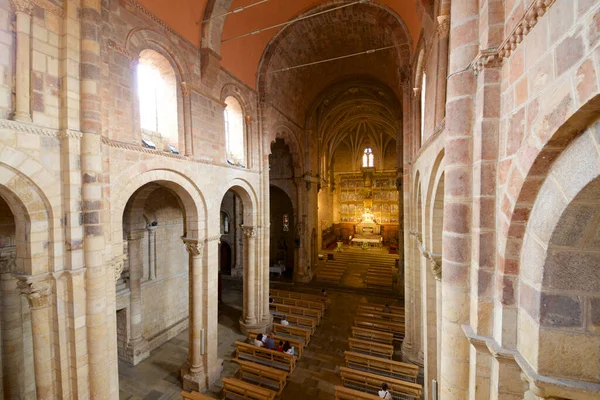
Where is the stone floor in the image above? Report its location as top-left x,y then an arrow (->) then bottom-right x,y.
118,277 -> 403,399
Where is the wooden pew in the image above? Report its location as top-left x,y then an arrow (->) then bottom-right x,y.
355,309 -> 405,323
365,276 -> 392,289
272,323 -> 311,344
248,330 -> 304,358
181,391 -> 216,399
339,367 -> 422,400
234,359 -> 288,395
317,271 -> 343,284
235,341 -> 296,373
348,338 -> 394,359
270,289 -> 330,308
334,385 -> 380,400
357,304 -> 405,316
270,303 -> 322,324
344,351 -> 418,382
270,296 -> 325,313
272,313 -> 316,334
221,377 -> 276,400
354,317 -> 404,341
351,326 -> 394,345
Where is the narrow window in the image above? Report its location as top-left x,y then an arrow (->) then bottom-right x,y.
224,96 -> 245,166
137,50 -> 178,150
362,148 -> 374,168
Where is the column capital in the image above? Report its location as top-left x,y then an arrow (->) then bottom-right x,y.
127,229 -> 145,241
182,237 -> 204,257
10,0 -> 33,14
434,15 -> 450,39
0,246 -> 17,274
181,82 -> 190,98
109,255 -> 127,281
15,275 -> 51,309
424,252 -> 442,281
241,225 -> 256,238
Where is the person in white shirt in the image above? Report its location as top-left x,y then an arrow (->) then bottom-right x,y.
280,315 -> 290,326
378,383 -> 392,399
282,341 -> 294,355
253,333 -> 264,347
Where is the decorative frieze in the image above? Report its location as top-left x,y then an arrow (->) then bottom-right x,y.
205,235 -> 221,243
33,0 -> 64,17
0,118 -> 59,137
16,275 -> 51,309
498,0 -> 556,59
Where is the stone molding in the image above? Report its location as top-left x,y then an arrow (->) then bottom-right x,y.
0,247 -> 17,274
498,0 -> 556,59
101,136 -> 190,160
9,0 -> 33,14
205,235 -> 221,243
15,275 -> 51,309
181,82 -> 190,98
107,39 -> 133,60
182,237 -> 204,257
0,118 -> 59,137
471,48 -> 503,75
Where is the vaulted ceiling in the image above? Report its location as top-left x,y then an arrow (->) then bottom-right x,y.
136,0 -> 425,89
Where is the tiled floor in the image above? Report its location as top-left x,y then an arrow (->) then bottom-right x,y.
118,276 -> 403,399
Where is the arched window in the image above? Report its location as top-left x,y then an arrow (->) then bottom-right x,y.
420,73 -> 427,144
362,148 -> 374,168
224,96 -> 245,166
137,50 -> 178,150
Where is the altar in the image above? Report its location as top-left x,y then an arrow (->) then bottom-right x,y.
352,210 -> 383,247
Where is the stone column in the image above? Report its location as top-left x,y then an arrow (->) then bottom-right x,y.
0,249 -> 22,398
16,277 -> 54,399
147,226 -> 157,280
9,0 -> 32,122
181,238 -> 205,391
440,0 -> 478,398
126,230 -> 149,365
434,15 -> 450,127
181,82 -> 193,156
241,226 -> 256,326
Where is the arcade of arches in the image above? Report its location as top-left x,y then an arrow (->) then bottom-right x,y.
0,0 -> 599,399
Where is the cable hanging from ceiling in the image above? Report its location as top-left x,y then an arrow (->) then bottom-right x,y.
198,0 -> 271,24
221,0 -> 371,43
263,43 -> 403,75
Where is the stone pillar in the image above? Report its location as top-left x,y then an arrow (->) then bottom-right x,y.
126,230 -> 149,365
440,0 -> 478,398
16,277 -> 54,399
434,15 -> 450,127
205,236 -> 222,386
181,238 -> 206,392
9,0 -> 32,122
130,57 -> 142,144
181,82 -> 193,156
80,0 -> 110,394
147,226 -> 157,280
233,196 -> 243,277
0,249 -> 22,398
241,226 -> 256,326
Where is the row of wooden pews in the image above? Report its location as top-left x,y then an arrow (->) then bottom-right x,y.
316,259 -> 347,284
335,301 -> 422,400
180,289 -> 329,399
364,265 -> 393,290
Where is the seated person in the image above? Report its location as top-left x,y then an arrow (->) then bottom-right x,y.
269,297 -> 274,303
282,341 -> 295,356
253,333 -> 264,347
280,315 -> 290,326
265,332 -> 276,350
378,383 -> 392,399
382,304 -> 392,313
321,289 -> 328,297
276,340 -> 284,352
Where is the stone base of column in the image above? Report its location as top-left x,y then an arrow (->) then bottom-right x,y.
207,357 -> 224,388
181,362 -> 207,392
125,338 -> 150,366
12,112 -> 31,123
239,317 -> 269,335
231,268 -> 243,278
402,346 -> 425,368
295,270 -> 313,283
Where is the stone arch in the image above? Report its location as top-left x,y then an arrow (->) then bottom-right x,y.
217,178 -> 258,228
0,163 -> 53,275
518,121 -> 600,396
256,0 -> 412,92
425,150 -> 445,252
111,169 -> 207,244
201,0 -> 234,54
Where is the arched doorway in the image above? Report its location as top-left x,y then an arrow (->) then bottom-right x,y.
269,185 -> 294,280
220,240 -> 232,276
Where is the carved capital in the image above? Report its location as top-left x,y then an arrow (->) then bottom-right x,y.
10,0 -> 33,14
241,225 -> 256,239
0,247 -> 17,274
471,48 -> 503,75
110,255 -> 127,281
16,275 -> 51,309
434,15 -> 450,39
427,253 -> 442,281
182,237 -> 204,257
181,82 -> 190,98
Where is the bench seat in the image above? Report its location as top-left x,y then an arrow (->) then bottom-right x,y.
234,359 -> 288,395
181,391 -> 216,399
351,326 -> 394,345
354,317 -> 404,341
270,296 -> 325,313
344,351 -> 418,382
270,303 -> 322,325
340,367 -> 422,400
270,289 -> 331,308
272,313 -> 316,333
247,330 -> 304,359
272,323 -> 311,344
334,385 -> 380,400
221,377 -> 276,400
235,341 -> 296,373
348,338 -> 394,359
